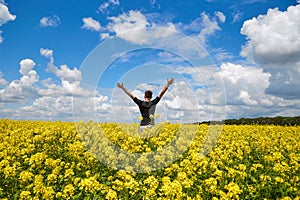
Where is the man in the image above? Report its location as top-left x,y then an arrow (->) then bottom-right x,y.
117,78 -> 175,132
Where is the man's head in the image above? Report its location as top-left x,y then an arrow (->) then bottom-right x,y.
144,90 -> 153,100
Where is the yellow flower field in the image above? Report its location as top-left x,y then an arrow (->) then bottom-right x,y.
0,119 -> 299,199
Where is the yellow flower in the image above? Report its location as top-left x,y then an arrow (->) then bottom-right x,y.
106,189 -> 118,200
42,186 -> 55,199
19,191 -> 31,200
143,175 -> 159,198
139,116 -> 143,121
238,164 -> 247,171
274,176 -> 284,183
63,184 -> 75,198
47,174 -> 57,183
224,182 -> 242,198
4,165 -> 16,178
79,176 -> 103,193
19,171 -> 34,183
1,119 -> 300,199
112,179 -> 123,191
177,171 -> 193,188
64,168 -> 74,179
260,174 -> 271,182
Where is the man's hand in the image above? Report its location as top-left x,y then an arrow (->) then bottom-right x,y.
117,82 -> 124,89
167,78 -> 175,86
117,82 -> 135,99
158,78 -> 175,98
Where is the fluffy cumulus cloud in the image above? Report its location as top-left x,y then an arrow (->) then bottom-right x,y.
241,5 -> 300,65
40,48 -> 94,97
40,48 -> 53,58
81,17 -> 101,31
240,4 -> 300,99
0,2 -> 16,43
38,48 -> 109,121
0,59 -> 39,102
39,15 -> 61,27
0,49 -> 109,121
171,62 -> 298,119
0,2 -> 16,26
159,81 -> 202,122
215,63 -> 300,118
98,10 -> 226,44
106,10 -> 150,44
81,9 -> 225,65
218,63 -> 271,105
85,10 -> 224,49
104,10 -> 179,45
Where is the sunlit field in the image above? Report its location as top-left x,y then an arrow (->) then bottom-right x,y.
0,119 -> 299,199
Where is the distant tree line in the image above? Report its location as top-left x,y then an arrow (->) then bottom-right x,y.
198,116 -> 300,126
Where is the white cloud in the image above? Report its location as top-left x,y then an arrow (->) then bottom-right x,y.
14,94 -> 109,121
40,48 -> 54,68
215,63 -> 300,118
149,23 -> 176,38
240,4 -> 300,99
19,59 -> 35,75
173,63 -> 293,119
0,2 -> 16,26
107,10 -> 150,44
105,10 -> 183,45
40,48 -> 53,58
218,63 -> 271,105
215,11 -> 226,23
232,12 -> 243,23
101,32 -> 110,39
162,81 -> 198,111
54,65 -> 81,83
241,5 -> 300,65
100,10 -> 225,62
98,0 -> 120,13
0,70 -> 7,85
198,12 -> 222,45
39,48 -> 95,97
40,15 -> 60,27
81,17 -> 101,31
0,2 -> 16,43
0,58 -> 39,102
13,96 -> 74,121
40,48 -> 81,82
0,48 -> 111,121
182,11 -> 225,46
99,2 -> 110,13
238,90 -> 258,105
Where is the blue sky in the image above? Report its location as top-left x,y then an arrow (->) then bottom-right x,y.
0,0 -> 299,123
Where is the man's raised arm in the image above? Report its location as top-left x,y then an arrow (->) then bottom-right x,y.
117,82 -> 135,99
158,78 -> 175,98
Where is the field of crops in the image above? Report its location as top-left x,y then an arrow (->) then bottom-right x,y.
0,119 -> 299,199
